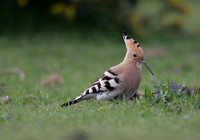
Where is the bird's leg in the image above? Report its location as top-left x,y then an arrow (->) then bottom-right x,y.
129,91 -> 140,104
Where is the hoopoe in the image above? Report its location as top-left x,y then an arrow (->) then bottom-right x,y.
61,32 -> 154,107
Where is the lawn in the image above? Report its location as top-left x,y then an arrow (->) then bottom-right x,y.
0,30 -> 200,140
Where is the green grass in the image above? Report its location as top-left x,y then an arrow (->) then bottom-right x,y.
0,31 -> 200,140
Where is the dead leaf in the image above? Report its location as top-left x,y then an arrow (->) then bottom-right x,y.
0,68 -> 25,81
138,91 -> 145,95
42,73 -> 63,87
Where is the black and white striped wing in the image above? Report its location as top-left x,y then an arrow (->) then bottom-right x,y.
75,69 -> 120,100
61,69 -> 120,107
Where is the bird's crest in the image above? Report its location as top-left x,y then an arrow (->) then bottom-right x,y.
123,31 -> 144,60
123,31 -> 140,49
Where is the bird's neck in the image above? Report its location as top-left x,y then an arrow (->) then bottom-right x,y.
123,51 -> 132,61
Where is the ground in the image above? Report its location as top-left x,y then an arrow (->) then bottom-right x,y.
0,30 -> 200,140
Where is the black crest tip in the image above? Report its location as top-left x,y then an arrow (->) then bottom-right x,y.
123,30 -> 127,36
126,36 -> 131,40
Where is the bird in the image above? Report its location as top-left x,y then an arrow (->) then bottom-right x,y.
61,31 -> 154,107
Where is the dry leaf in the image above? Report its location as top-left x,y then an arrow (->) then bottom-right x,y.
0,68 -> 25,81
138,91 -> 145,95
42,73 -> 63,87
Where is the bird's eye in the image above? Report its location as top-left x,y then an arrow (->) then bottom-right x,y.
133,54 -> 137,57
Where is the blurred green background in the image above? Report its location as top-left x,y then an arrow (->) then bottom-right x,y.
1,0 -> 200,37
1,1 -> 200,140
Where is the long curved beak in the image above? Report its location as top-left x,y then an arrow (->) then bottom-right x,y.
140,59 -> 154,76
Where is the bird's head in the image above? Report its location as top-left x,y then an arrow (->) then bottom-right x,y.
123,31 -> 154,76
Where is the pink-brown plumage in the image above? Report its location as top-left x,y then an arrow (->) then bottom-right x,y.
61,31 -> 153,107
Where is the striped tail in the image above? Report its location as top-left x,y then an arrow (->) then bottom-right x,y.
61,99 -> 79,107
61,96 -> 82,107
